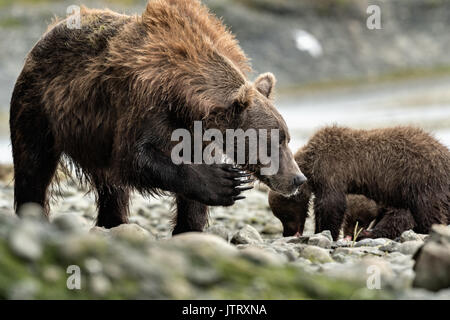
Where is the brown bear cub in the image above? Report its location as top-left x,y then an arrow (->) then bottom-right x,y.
269,126 -> 449,240
10,0 -> 306,233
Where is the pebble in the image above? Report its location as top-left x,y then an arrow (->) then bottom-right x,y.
355,238 -> 389,247
239,246 -> 286,265
398,241 -> 423,255
8,221 -> 42,261
205,225 -> 230,241
52,212 -> 89,232
308,234 -> 332,249
110,223 -> 154,242
170,232 -> 238,257
413,233 -> 450,291
299,245 -> 333,264
231,224 -> 263,245
18,203 -> 47,222
400,230 -> 426,243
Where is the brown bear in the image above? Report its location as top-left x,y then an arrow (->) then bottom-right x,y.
269,126 -> 449,240
9,0 -> 306,233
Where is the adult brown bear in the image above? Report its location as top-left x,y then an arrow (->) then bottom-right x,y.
269,126 -> 449,240
10,0 -> 305,234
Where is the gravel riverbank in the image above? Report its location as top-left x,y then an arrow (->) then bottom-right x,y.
0,169 -> 449,299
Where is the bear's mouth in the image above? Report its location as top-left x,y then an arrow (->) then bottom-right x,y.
256,174 -> 300,197
234,165 -> 256,181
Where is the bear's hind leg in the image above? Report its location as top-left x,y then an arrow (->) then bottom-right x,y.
95,182 -> 130,228
172,194 -> 208,235
11,107 -> 60,216
411,194 -> 448,234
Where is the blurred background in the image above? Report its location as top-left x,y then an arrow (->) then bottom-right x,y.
1,0 -> 450,300
1,0 -> 450,160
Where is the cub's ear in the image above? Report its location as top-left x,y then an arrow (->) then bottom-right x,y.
254,72 -> 276,99
232,81 -> 255,111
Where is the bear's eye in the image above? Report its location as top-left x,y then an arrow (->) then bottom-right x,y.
279,132 -> 286,145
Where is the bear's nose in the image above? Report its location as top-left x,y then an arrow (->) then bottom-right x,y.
293,174 -> 307,187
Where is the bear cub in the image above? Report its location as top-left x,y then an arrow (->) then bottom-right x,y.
269,126 -> 449,240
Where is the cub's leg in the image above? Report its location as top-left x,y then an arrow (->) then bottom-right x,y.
314,191 -> 347,241
172,194 -> 208,235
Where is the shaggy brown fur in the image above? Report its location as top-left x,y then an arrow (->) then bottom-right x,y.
270,126 -> 449,240
342,195 -> 379,238
10,0 -> 304,232
300,126 -> 449,240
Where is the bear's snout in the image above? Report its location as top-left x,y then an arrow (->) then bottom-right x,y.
292,174 -> 307,187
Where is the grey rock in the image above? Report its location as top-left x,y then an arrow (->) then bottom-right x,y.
398,241 -> 423,255
413,240 -> 450,291
319,230 -> 333,242
261,223 -> 283,235
428,224 -> 450,244
286,236 -> 309,244
299,245 -> 333,264
380,241 -> 402,253
8,280 -> 38,300
90,226 -> 110,236
355,238 -> 389,247
170,232 -> 238,257
52,212 -> 88,232
8,221 -> 42,261
332,252 -> 351,263
89,275 -> 111,297
18,203 -> 46,222
332,239 -> 353,248
271,246 -> 299,262
110,223 -> 154,242
239,246 -> 285,265
231,225 -> 263,245
205,225 -> 230,241
308,235 -> 332,249
400,230 -> 426,243
334,246 -> 383,257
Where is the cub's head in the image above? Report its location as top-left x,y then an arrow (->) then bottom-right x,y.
214,72 -> 307,196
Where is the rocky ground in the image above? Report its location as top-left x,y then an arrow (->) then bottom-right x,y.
0,169 -> 449,299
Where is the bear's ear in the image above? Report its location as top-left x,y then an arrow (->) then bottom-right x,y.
254,72 -> 276,99
232,81 -> 255,111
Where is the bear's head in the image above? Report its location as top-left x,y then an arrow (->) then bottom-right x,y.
209,73 -> 307,196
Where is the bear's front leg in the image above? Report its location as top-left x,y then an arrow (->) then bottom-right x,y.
172,194 -> 208,235
129,143 -> 252,207
314,192 -> 346,241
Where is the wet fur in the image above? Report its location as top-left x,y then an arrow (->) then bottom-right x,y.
10,0 -> 298,232
270,126 -> 450,240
